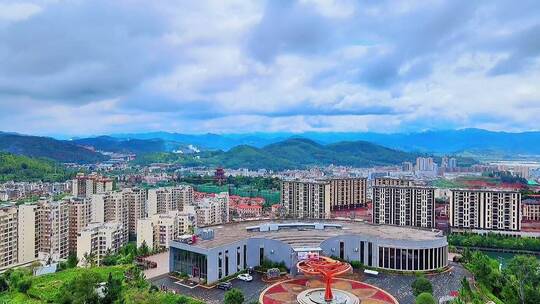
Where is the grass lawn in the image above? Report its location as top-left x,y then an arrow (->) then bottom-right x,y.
29,265 -> 128,302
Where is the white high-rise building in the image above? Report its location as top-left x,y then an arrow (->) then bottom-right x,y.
0,204 -> 18,268
196,192 -> 230,227
18,204 -> 37,264
147,185 -> 193,216
68,197 -> 92,253
91,192 -> 129,242
36,199 -> 70,262
72,173 -> 113,198
136,211 -> 193,250
122,188 -> 147,236
416,157 -> 435,171
373,185 -> 435,228
280,180 -> 331,219
77,222 -> 126,266
450,189 -> 521,231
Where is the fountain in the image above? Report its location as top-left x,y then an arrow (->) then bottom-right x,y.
296,256 -> 359,304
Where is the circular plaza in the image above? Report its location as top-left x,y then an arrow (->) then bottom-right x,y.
260,277 -> 398,304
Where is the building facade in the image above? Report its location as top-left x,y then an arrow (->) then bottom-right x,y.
91,192 -> 129,241
327,177 -> 367,210
148,185 -> 194,216
36,199 -> 70,261
17,204 -> 37,264
137,211 -> 192,250
123,188 -> 147,237
373,185 -> 435,228
72,173 -> 113,198
450,189 -> 521,231
522,199 -> 540,221
373,178 -> 414,187
169,220 -> 448,284
196,193 -> 229,227
0,204 -> 18,268
281,180 -> 331,219
68,197 -> 92,253
77,222 -> 126,266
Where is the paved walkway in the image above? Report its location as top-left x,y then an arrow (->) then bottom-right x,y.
363,262 -> 470,303
143,251 -> 169,280
151,272 -> 270,304
150,262 -> 470,304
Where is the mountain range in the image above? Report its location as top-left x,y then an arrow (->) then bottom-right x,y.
112,129 -> 540,156
1,128 -> 536,167
134,138 -> 426,170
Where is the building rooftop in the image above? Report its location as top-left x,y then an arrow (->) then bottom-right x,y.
184,219 -> 445,250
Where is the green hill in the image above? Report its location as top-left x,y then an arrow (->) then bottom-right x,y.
0,133 -> 107,163
134,138 -> 421,170
0,152 -> 73,182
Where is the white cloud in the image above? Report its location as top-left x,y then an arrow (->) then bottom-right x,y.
0,0 -> 539,135
0,2 -> 42,22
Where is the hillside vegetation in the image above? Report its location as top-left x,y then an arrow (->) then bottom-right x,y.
0,133 -> 106,163
134,138 -> 421,170
0,152 -> 73,182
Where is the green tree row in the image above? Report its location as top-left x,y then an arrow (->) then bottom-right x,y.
448,233 -> 540,252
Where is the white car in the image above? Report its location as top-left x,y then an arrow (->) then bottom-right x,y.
237,273 -> 253,282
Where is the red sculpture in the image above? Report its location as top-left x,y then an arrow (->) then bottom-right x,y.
297,256 -> 352,301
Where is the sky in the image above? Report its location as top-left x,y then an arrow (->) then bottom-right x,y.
0,0 -> 539,137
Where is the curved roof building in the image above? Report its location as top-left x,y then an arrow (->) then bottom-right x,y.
169,220 -> 448,284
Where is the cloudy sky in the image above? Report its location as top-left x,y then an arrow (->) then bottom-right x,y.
0,0 -> 539,136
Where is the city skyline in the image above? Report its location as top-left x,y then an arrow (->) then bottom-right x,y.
0,0 -> 539,136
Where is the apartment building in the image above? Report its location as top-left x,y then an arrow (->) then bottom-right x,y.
36,199 -> 70,261
0,204 -> 18,268
136,211 -> 192,250
104,192 -> 129,241
77,222 -> 126,266
450,189 -> 521,231
522,199 -> 540,221
68,197 -> 92,252
72,173 -> 113,197
122,188 -> 147,236
373,177 -> 415,187
373,185 -> 435,228
18,204 -> 37,264
280,180 -> 331,219
416,157 -> 435,171
326,177 -> 367,210
147,185 -> 193,216
196,192 -> 230,227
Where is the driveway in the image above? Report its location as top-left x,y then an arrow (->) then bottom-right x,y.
151,272 -> 270,304
143,251 -> 169,280
363,262 -> 471,304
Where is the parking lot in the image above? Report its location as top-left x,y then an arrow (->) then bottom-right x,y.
150,262 -> 470,304
150,272 -> 270,304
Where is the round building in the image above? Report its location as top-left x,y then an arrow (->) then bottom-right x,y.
169,220 -> 448,284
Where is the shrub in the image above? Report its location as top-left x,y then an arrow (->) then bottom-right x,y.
415,292 -> 436,304
224,288 -> 244,304
412,275 -> 433,296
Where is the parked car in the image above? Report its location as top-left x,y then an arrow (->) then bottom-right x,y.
216,282 -> 232,290
237,273 -> 253,282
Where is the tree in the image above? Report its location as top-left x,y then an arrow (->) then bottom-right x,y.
415,292 -> 436,304
17,277 -> 32,294
67,252 -> 79,268
83,252 -> 97,267
0,275 -> 9,292
412,275 -> 433,296
507,255 -> 540,304
101,272 -> 122,304
138,241 -> 151,257
224,288 -> 244,304
56,272 -> 100,304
